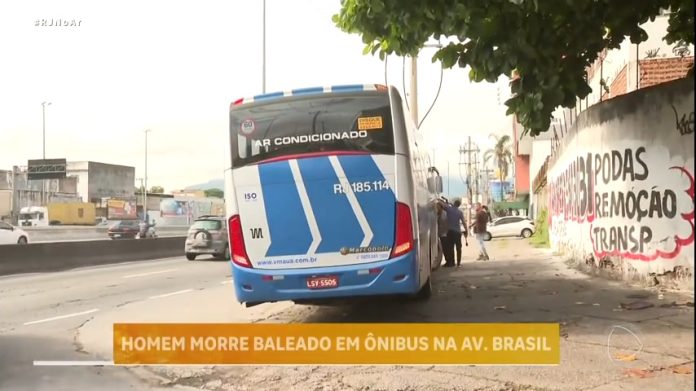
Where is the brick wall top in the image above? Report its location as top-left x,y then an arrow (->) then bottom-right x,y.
640,56 -> 694,88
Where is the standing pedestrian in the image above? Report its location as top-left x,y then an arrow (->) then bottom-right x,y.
470,202 -> 490,261
436,201 -> 451,267
444,199 -> 467,267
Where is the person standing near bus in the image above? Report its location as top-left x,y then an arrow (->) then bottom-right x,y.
436,201 -> 452,267
444,199 -> 467,267
471,202 -> 490,261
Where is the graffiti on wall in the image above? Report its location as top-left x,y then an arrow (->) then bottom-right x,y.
672,105 -> 695,136
549,144 -> 694,261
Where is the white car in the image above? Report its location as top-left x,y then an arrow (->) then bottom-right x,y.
483,216 -> 535,241
0,221 -> 30,245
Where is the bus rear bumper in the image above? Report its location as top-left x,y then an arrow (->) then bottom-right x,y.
231,252 -> 418,305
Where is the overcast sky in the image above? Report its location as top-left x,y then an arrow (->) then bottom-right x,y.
0,0 -> 512,192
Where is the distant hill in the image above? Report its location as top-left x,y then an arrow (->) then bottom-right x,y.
185,178 -> 224,190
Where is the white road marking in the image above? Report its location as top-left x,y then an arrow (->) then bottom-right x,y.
23,308 -> 100,326
289,159 -> 322,254
148,289 -> 193,299
122,268 -> 178,279
328,156 -> 373,246
220,279 -> 234,284
34,360 -> 115,366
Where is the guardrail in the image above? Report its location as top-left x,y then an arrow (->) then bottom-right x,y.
0,236 -> 187,276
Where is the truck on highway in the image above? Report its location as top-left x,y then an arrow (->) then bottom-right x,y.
19,202 -> 97,226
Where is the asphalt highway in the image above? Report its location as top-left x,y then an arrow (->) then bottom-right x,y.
0,254 -> 234,390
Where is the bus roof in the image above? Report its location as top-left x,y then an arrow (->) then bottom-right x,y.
230,83 -> 388,108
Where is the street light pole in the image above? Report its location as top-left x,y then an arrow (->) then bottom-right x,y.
136,177 -> 145,218
41,101 -> 51,205
41,102 -> 51,159
262,0 -> 266,94
144,129 -> 151,223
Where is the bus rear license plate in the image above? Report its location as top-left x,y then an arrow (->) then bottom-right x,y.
306,276 -> 338,289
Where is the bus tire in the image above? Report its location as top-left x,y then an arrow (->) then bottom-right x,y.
415,276 -> 432,300
186,253 -> 196,261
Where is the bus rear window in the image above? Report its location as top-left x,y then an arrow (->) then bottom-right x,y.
230,92 -> 394,167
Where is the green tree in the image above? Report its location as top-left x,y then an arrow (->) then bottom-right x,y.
204,188 -> 224,198
150,186 -> 164,194
333,0 -> 694,136
483,134 -> 513,202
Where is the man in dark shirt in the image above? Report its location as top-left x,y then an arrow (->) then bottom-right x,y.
470,202 -> 490,261
444,199 -> 467,267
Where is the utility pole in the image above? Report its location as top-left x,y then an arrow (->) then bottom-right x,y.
460,138 -> 481,226
41,101 -> 51,205
408,42 -> 442,127
409,56 -> 418,125
262,0 -> 266,94
447,162 -> 450,196
144,129 -> 151,223
473,152 -> 480,203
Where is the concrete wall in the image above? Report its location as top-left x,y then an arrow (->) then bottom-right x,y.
86,161 -> 135,202
0,236 -> 187,276
547,78 -> 694,282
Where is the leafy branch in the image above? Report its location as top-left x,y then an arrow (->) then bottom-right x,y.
333,0 -> 694,136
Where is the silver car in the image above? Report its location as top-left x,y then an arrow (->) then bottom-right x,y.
184,216 -> 229,261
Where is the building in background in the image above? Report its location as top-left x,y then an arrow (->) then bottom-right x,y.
0,161 -> 135,223
0,166 -> 81,223
134,190 -> 174,224
515,113 -> 555,220
171,189 -> 206,198
66,161 -> 136,220
0,171 -> 13,222
584,13 -> 693,108
157,196 -> 225,226
67,161 -> 135,203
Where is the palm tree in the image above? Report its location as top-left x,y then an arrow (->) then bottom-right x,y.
483,134 -> 513,202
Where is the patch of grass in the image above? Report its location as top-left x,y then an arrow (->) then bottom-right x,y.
529,208 -> 550,248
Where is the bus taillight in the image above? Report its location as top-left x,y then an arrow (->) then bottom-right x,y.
229,215 -> 252,268
390,202 -> 413,258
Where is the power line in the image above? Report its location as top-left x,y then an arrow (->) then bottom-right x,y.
418,62 -> 443,129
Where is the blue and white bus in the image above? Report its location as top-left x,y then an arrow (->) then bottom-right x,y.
225,84 -> 443,307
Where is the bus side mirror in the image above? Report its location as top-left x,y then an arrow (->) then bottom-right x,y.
427,176 -> 443,193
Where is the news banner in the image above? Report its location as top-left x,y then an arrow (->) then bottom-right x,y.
113,323 -> 561,365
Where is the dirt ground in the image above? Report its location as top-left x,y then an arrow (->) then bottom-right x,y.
103,239 -> 696,390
